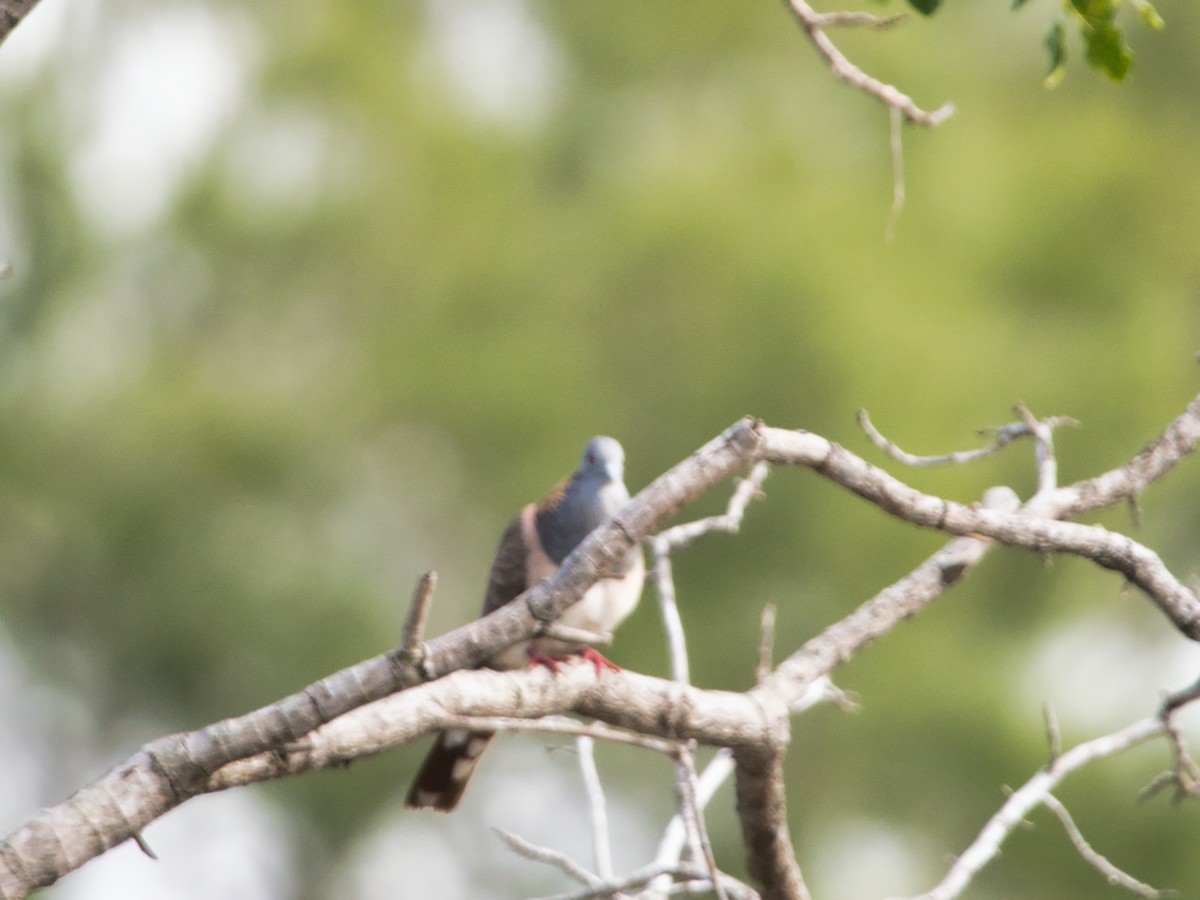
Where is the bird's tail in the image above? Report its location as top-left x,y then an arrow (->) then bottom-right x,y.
404,729 -> 495,812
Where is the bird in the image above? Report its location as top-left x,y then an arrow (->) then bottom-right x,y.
405,435 -> 645,812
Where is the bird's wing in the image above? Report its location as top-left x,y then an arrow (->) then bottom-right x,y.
481,513 -> 530,616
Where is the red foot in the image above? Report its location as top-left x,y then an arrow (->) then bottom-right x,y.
525,646 -> 621,676
526,648 -> 563,672
577,647 -> 621,676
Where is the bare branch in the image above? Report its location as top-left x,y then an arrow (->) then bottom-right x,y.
576,735 -> 614,881
434,713 -> 681,756
756,604 -> 777,686
534,863 -> 760,900
858,408 -> 1077,468
1013,402 -> 1073,496
1044,391 -> 1200,518
676,743 -> 728,900
908,716 -> 1168,900
734,746 -> 811,900
652,747 -> 738,885
1042,793 -> 1173,899
760,485 -> 1021,708
399,571 -> 437,666
652,460 -> 769,685
4,392 -> 1200,897
653,461 -> 769,554
782,0 -> 954,126
1044,703 -> 1062,761
495,827 -> 601,889
651,546 -> 691,685
1137,702 -> 1200,803
809,10 -> 906,29
759,426 -> 1200,639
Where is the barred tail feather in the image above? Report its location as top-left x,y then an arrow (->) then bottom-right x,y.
404,729 -> 495,812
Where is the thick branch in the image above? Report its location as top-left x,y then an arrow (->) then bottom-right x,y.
4,392 -> 1200,896
735,746 -> 809,900
0,419 -> 764,898
207,665 -> 782,791
758,426 -> 1200,639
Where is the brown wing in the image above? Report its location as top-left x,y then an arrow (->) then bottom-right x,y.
536,476 -> 569,516
482,514 -> 530,615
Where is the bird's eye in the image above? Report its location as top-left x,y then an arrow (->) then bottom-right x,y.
586,452 -> 597,465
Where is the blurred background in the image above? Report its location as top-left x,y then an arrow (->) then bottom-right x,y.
1,0 -> 1199,897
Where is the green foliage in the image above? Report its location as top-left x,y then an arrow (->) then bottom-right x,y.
910,0 -> 1164,82
1044,20 -> 1069,86
1032,0 -> 1165,83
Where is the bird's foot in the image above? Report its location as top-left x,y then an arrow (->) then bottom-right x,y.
526,648 -> 563,672
525,646 -> 620,676
576,647 -> 621,676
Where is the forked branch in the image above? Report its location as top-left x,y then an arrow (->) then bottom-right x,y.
2,392 -> 1200,899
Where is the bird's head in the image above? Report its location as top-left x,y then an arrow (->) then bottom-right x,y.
579,435 -> 625,485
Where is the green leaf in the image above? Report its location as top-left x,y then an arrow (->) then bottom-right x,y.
906,0 -> 942,15
1083,21 -> 1133,80
1043,21 -> 1068,88
1069,0 -> 1117,28
1131,0 -> 1165,30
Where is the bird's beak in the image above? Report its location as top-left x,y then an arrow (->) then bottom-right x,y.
604,460 -> 624,484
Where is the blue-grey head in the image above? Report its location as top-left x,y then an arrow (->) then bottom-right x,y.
536,436 -> 633,566
578,435 -> 625,486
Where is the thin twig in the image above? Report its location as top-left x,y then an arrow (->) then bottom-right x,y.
651,462 -> 769,684
652,543 -> 691,685
576,735 -> 614,881
782,0 -> 954,126
399,571 -> 437,664
676,744 -> 729,900
1161,675 -> 1200,716
1044,703 -> 1062,761
857,409 -> 1078,468
438,714 -> 681,756
791,674 -> 858,715
1042,793 -> 1173,898
533,863 -> 760,900
1014,402 -> 1060,496
756,604 -> 777,686
810,10 -> 906,28
653,461 -> 770,554
1158,716 -> 1200,802
650,748 -> 738,897
494,827 -> 601,889
908,716 -> 1169,900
